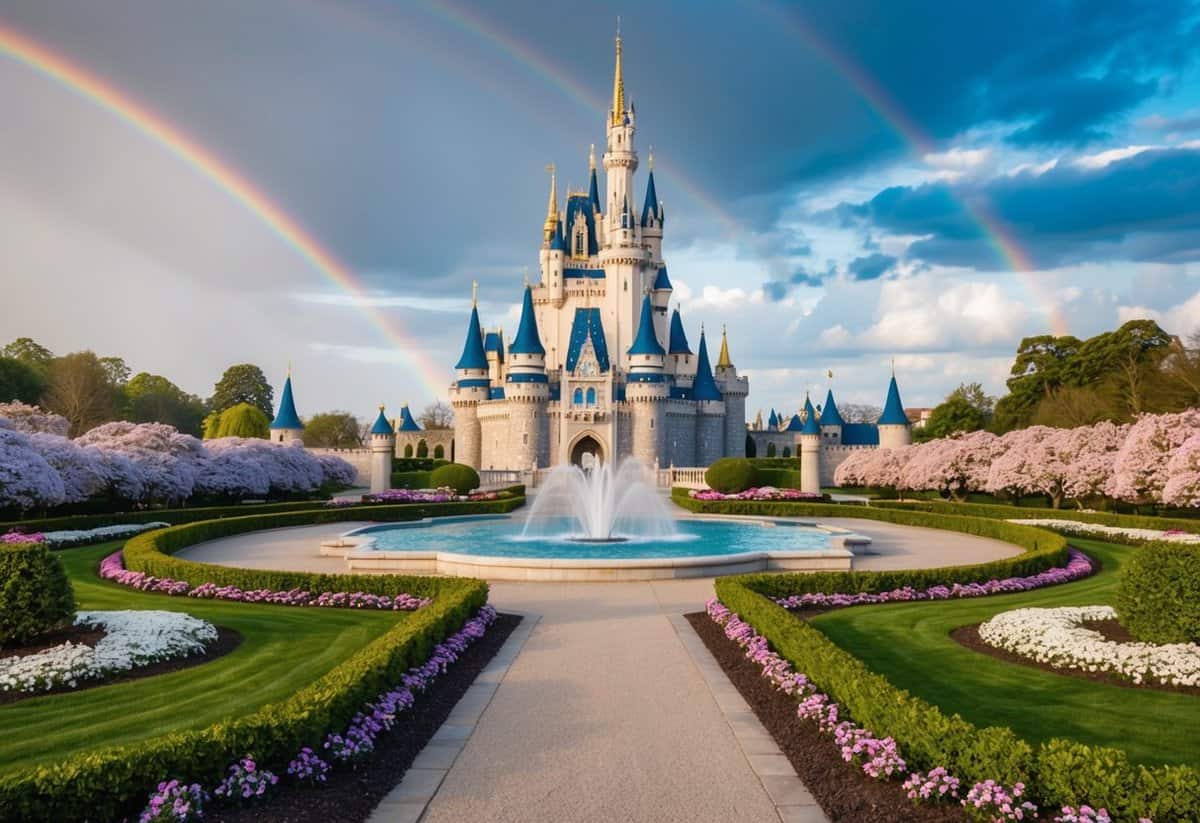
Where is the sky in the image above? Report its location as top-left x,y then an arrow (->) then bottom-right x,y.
1,0 -> 1199,422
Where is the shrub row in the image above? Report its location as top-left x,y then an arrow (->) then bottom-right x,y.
870,499 -> 1200,536
672,489 -> 1069,595
713,577 -> 1200,821
1116,542 -> 1200,644
0,499 -> 341,535
122,496 -> 524,598
0,542 -> 75,645
748,457 -> 801,469
391,470 -> 432,489
754,467 -> 802,489
392,457 -> 448,472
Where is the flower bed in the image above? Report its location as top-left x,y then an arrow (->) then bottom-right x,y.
98,550 -> 431,611
978,606 -> 1200,688
3,522 -> 170,549
353,488 -> 505,506
706,598 -> 1146,823
134,605 -> 497,822
1005,519 -> 1200,545
0,610 -> 217,693
689,486 -> 823,501
774,548 -> 1093,610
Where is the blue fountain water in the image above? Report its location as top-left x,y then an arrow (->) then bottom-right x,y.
354,515 -> 830,560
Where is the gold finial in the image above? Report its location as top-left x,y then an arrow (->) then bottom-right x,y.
543,163 -> 558,242
717,324 -> 732,368
611,23 -> 625,127
379,403 -> 385,411
827,369 -> 834,381
471,280 -> 478,307
589,143 -> 596,170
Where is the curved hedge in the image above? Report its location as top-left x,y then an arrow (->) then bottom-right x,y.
1116,542 -> 1200,644
871,499 -> 1200,536
122,496 -> 523,598
712,576 -> 1200,821
0,542 -> 75,645
672,489 -> 1070,596
428,463 -> 480,495
0,508 -> 495,823
705,458 -> 759,494
0,499 -> 349,535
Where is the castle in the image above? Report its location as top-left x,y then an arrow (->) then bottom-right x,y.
448,33 -> 749,472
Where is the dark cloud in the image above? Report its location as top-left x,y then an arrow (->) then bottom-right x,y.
844,146 -> 1200,270
847,253 -> 896,281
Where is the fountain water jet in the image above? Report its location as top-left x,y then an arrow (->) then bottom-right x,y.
521,459 -> 678,542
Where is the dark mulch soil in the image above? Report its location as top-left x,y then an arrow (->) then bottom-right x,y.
0,627 -> 242,705
0,624 -> 107,657
686,612 -> 970,822
207,613 -> 521,823
952,621 -> 1200,697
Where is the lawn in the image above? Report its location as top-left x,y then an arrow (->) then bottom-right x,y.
0,540 -> 404,774
808,537 -> 1199,767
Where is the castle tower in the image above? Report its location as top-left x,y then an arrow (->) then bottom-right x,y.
484,328 -> 505,384
588,145 -> 605,247
714,326 -> 748,458
667,307 -> 693,379
819,388 -> 844,445
269,368 -> 305,444
799,394 -> 821,495
767,408 -> 779,431
369,405 -> 395,494
692,327 -> 725,466
397,403 -> 421,432
507,282 -> 550,469
627,291 -> 668,465
877,371 -> 913,449
449,283 -> 490,469
603,28 -> 637,235
650,264 -> 672,349
641,153 -> 664,262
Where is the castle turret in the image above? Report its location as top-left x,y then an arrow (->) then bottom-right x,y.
714,326 -> 748,458
506,283 -> 550,470
692,327 -> 725,466
397,403 -> 421,432
877,371 -> 913,449
627,292 -> 668,466
369,405 -> 395,494
799,394 -> 821,495
641,153 -> 664,262
667,307 -> 693,379
269,368 -> 304,444
450,284 -> 489,469
820,388 -> 844,445
767,408 -> 779,431
588,144 -> 604,247
603,29 -> 638,243
651,265 -> 672,345
484,328 -> 505,385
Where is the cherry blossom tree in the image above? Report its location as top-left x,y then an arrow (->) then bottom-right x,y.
0,401 -> 70,436
0,421 -> 66,510
76,421 -> 206,503
985,426 -> 1055,502
1106,410 -> 1200,504
1057,420 -> 1127,505
1162,431 -> 1200,508
27,433 -> 109,503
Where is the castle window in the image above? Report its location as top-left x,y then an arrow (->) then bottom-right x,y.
782,446 -> 791,458
573,388 -> 584,406
586,387 -> 597,406
650,418 -> 654,429
574,230 -> 584,257
523,433 -> 528,445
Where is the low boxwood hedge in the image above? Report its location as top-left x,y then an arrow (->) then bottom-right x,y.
391,470 -> 433,489
713,575 -> 1200,821
0,542 -> 75,645
672,489 -> 1069,595
0,499 -> 343,535
870,499 -> 1200,535
705,458 -> 758,493
0,508 -> 494,823
754,467 -> 802,488
1115,542 -> 1200,644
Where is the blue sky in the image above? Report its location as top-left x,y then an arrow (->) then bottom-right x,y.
1,0 -> 1198,420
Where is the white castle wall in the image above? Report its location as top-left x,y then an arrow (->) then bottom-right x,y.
307,448 -> 372,486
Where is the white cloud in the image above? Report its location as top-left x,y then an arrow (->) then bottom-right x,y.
1073,145 -> 1158,169
1118,289 -> 1200,337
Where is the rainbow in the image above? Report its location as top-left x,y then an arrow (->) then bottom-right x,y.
427,0 -> 1068,336
0,21 -> 452,402
748,1 -> 1069,335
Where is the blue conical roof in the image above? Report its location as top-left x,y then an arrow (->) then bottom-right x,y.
820,389 -> 844,426
397,404 -> 421,432
455,304 -> 488,371
691,330 -> 722,401
589,167 -> 601,212
668,308 -> 691,354
878,375 -> 909,425
509,285 -> 545,356
550,218 -> 565,252
653,266 -> 672,290
628,293 -> 665,356
270,374 -> 304,430
801,395 -> 820,435
785,413 -> 804,432
370,406 -> 393,435
641,170 -> 659,227
768,408 -> 778,428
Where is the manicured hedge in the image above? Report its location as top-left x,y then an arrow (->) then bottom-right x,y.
1116,542 -> 1200,644
754,467 -> 802,489
392,457 -> 448,472
0,542 -> 75,645
871,499 -> 1200,536
0,499 -> 342,535
713,576 -> 1200,821
748,457 -> 801,470
122,497 -> 523,598
391,470 -> 433,489
429,463 -> 480,494
705,458 -> 758,493
673,489 -> 1069,595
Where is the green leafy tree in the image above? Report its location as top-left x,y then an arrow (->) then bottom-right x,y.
125,372 -> 206,436
209,402 -> 270,439
40,352 -> 121,436
0,357 -> 46,404
921,382 -> 994,440
99,356 -> 131,387
210,364 -> 274,419
1,338 -> 55,373
302,412 -> 361,448
993,334 -> 1081,432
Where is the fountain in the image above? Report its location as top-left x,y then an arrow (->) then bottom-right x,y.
520,459 -> 678,542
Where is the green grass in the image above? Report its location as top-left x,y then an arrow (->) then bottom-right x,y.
0,541 -> 403,774
808,537 -> 1199,766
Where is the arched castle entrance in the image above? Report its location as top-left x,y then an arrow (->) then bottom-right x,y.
569,433 -> 605,468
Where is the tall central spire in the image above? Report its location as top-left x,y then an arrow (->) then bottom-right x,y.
543,163 -> 558,243
610,26 -> 625,127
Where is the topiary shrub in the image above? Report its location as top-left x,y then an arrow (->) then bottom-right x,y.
705,458 -> 759,494
429,463 -> 480,494
1116,542 -> 1200,643
0,541 -> 75,646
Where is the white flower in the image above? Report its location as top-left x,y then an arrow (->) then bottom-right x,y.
978,606 -> 1200,687
1006,519 -> 1200,544
41,522 -> 171,548
0,610 -> 217,693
